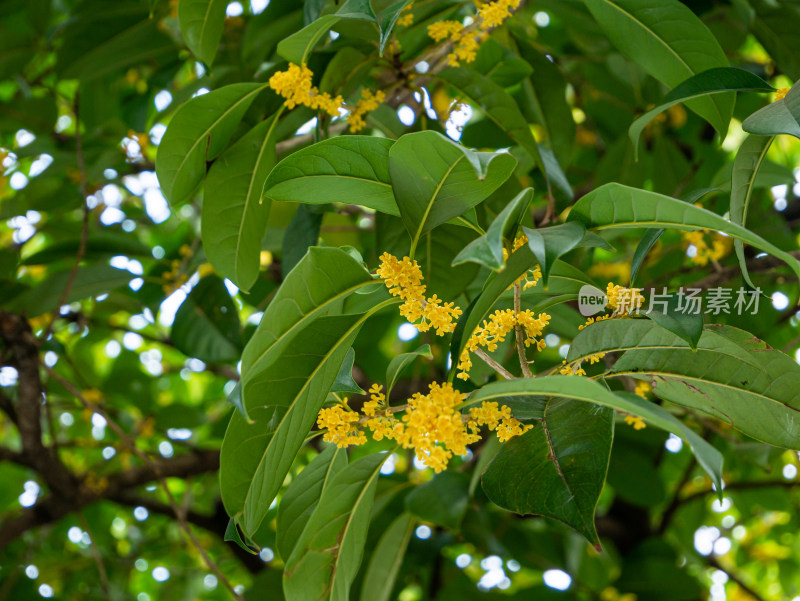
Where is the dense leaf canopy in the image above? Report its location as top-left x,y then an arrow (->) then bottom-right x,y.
1,1 -> 800,600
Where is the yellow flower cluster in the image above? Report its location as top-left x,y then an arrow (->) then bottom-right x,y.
682,230 -> 732,267
502,234 -> 543,291
457,309 -> 551,380
606,283 -> 645,316
315,383 -> 531,471
349,89 -> 387,133
775,87 -> 790,102
376,253 -> 463,335
268,63 -> 344,117
624,415 -> 646,430
427,0 -> 521,66
559,360 -> 586,376
634,380 -> 652,398
396,2 -> 414,27
317,403 -> 367,447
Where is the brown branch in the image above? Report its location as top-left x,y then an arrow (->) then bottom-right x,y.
690,250 -> 800,290
513,282 -> 533,378
473,348 -> 516,380
44,366 -> 243,601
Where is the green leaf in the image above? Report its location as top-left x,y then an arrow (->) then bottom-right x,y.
332,348 -> 365,396
388,131 -> 516,255
61,18 -> 176,82
436,68 -> 550,187
567,319 -> 759,370
451,188 -> 532,271
263,137 -> 398,216
276,445 -> 348,561
405,471 -> 470,530
566,183 -> 800,284
7,264 -> 132,317
375,0 -> 414,53
470,375 -> 724,498
610,324 -> 800,450
231,248 -> 395,536
171,275 -> 242,363
284,452 -> 387,601
742,79 -> 800,138
729,134 -> 774,288
482,398 -> 613,547
224,518 -> 259,554
156,83 -> 264,204
225,382 -> 250,424
385,344 -> 432,397
629,228 -> 663,287
582,0 -> 732,136
282,205 -> 323,278
629,67 -> 773,157
644,294 -> 704,350
277,0 -> 377,64
203,116 -> 280,292
178,0 -> 227,66
359,512 -> 414,601
522,222 -> 612,286
750,0 -> 800,81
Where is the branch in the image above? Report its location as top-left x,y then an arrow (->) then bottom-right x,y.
691,250 -> 800,290
513,282 -> 533,378
473,348 -> 516,380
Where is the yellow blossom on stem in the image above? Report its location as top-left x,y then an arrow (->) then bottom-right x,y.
268,62 -> 344,116
606,282 -> 645,316
316,402 -> 367,448
774,87 -> 790,102
396,2 -> 414,26
348,89 -> 386,133
559,360 -> 586,376
634,380 -> 652,398
624,415 -> 646,430
682,230 -> 732,266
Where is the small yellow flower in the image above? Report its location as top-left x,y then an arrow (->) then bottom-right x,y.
624,415 -> 646,430
774,87 -> 790,102
396,2 -> 414,27
316,402 -> 367,448
634,380 -> 652,398
268,63 -> 344,116
348,89 -> 386,133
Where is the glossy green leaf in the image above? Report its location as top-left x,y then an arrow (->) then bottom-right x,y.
281,205 -> 323,278
359,512 -> 414,601
436,68 -> 547,183
482,398 -> 613,547
276,445 -> 347,561
470,375 -> 724,497
385,344 -> 431,397
451,188 -> 532,271
376,0 -> 414,53
729,134 -> 774,288
629,68 -> 773,157
224,518 -> 258,554
583,0 -> 733,136
567,319 -> 758,369
156,83 -> 265,204
178,0 -> 227,66
171,275 -> 242,363
644,294 -> 704,350
7,264 -> 131,317
61,19 -> 176,82
567,183 -> 800,283
332,348 -> 365,395
263,137 -> 398,216
284,452 -> 387,601
388,131 -> 516,254
629,228 -> 663,287
277,0 -> 376,64
742,80 -> 800,138
232,248 -> 394,536
610,325 -> 800,450
522,222 -> 612,286
203,116 -> 279,292
405,471 -> 470,530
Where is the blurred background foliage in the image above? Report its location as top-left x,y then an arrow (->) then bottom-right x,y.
1,0 -> 800,600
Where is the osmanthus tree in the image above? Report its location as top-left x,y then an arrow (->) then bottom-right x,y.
3,0 -> 800,600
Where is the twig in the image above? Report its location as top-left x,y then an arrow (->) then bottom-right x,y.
513,282 -> 533,378
41,94 -> 90,341
43,366 -> 245,601
473,348 -> 515,380
707,556 -> 766,601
